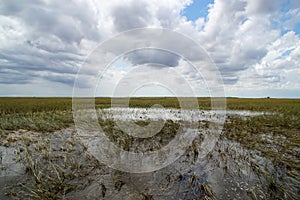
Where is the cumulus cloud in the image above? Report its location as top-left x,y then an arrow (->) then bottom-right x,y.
246,0 -> 284,15
111,1 -> 152,32
0,0 -> 299,97
0,0 -> 111,89
254,31 -> 300,78
194,0 -> 285,84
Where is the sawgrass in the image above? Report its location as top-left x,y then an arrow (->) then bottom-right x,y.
1,97 -> 299,199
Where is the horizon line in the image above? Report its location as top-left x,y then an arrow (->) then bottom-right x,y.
0,96 -> 299,99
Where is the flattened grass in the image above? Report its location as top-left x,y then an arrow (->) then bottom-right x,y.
1,97 -> 299,199
0,98 -> 73,132
223,98 -> 300,199
224,98 -> 300,162
1,97 -> 300,132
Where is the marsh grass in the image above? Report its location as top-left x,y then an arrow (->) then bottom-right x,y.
4,128 -> 216,199
99,118 -> 180,152
1,110 -> 73,132
2,97 -> 298,132
6,130 -> 105,200
223,99 -> 300,199
0,98 -> 73,132
1,97 -> 299,199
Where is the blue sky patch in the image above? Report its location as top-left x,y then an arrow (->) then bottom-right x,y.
294,22 -> 300,35
182,0 -> 214,21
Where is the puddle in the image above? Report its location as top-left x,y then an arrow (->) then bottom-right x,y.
0,146 -> 25,200
0,146 -> 25,176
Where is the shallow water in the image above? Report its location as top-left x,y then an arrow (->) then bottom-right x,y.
0,129 -> 282,200
72,107 -> 271,199
0,108 -> 287,199
0,146 -> 25,200
0,146 -> 24,177
98,108 -> 264,122
73,134 -> 269,199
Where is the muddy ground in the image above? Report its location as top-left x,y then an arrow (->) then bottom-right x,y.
0,109 -> 298,199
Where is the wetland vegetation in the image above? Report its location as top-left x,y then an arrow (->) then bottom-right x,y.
0,97 -> 299,199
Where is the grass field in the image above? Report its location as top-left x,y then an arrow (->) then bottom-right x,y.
1,97 -> 299,131
0,97 -> 299,199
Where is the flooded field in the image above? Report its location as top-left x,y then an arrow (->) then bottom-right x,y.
98,107 -> 265,121
0,98 -> 299,199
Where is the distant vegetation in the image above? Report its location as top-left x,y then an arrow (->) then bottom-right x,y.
0,98 -> 73,132
0,97 -> 299,131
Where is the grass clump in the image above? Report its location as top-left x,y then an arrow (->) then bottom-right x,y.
99,118 -> 180,152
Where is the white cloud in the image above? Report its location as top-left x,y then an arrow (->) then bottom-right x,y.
251,31 -> 300,89
0,0 -> 299,97
283,8 -> 300,31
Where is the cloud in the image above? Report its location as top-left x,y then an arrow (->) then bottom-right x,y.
124,49 -> 180,67
0,0 -> 105,88
254,31 -> 300,78
0,0 -> 101,43
0,70 -> 32,84
38,72 -> 75,87
246,0 -> 284,15
111,0 -> 152,32
189,0 -> 288,84
0,0 -> 299,97
283,8 -> 300,31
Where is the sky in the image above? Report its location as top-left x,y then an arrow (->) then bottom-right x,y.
0,0 -> 300,98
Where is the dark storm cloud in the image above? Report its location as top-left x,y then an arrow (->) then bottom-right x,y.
111,0 -> 152,32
